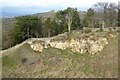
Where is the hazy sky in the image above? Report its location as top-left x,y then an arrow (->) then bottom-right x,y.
0,0 -> 119,16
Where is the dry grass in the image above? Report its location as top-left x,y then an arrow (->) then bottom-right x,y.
2,31 -> 118,78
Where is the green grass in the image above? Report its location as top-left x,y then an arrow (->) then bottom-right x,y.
3,56 -> 17,70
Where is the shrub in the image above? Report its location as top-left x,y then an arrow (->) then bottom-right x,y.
21,58 -> 27,63
83,28 -> 92,33
96,28 -> 103,32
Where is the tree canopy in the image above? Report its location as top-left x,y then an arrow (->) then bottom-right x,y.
13,16 -> 42,44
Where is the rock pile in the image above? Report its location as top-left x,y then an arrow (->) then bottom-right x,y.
30,33 -> 110,55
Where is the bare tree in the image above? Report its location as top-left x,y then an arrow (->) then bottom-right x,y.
118,1 -> 120,27
65,7 -> 75,33
94,2 -> 118,28
87,8 -> 95,28
94,2 -> 109,28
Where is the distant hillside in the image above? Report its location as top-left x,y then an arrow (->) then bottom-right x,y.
33,10 -> 56,19
2,18 -> 15,50
33,11 -> 86,19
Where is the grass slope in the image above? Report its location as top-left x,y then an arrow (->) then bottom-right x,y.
2,32 -> 118,78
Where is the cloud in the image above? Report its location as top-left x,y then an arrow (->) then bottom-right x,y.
1,0 -> 119,16
0,0 -> 118,8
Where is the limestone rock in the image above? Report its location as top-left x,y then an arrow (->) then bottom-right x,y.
30,41 -> 44,52
30,33 -> 109,55
88,41 -> 100,55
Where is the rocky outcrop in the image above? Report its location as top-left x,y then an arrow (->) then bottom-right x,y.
29,33 -> 113,55
0,31 -> 117,56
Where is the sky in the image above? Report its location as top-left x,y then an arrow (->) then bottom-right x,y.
0,0 -> 119,17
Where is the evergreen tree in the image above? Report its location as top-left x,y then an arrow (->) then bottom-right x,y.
71,9 -> 82,30
13,16 -> 42,44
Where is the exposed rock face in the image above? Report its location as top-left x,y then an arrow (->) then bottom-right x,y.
29,33 -> 111,55
30,40 -> 47,52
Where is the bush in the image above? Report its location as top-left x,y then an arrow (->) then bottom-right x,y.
96,28 -> 103,32
83,28 -> 92,33
21,58 -> 27,63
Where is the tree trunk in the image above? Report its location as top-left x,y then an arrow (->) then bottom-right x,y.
68,21 -> 71,33
102,21 -> 105,29
68,17 -> 72,33
27,27 -> 30,38
48,29 -> 51,37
